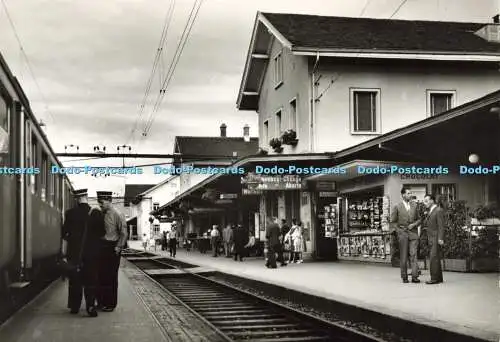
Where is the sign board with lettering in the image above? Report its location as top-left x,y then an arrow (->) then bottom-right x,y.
316,181 -> 336,191
319,191 -> 338,198
241,173 -> 304,194
220,193 -> 238,199
214,199 -> 233,205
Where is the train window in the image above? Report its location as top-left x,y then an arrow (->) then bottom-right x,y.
25,122 -> 32,186
58,176 -> 63,210
0,95 -> 9,164
41,152 -> 48,201
32,134 -> 38,194
49,171 -> 54,206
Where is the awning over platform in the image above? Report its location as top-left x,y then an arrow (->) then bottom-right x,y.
305,160 -> 427,182
152,153 -> 334,215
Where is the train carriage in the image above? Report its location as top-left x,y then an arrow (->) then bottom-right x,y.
0,52 -> 73,290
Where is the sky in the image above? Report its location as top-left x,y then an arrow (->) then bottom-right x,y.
0,0 -> 498,195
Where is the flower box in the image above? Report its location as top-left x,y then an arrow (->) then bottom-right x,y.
443,258 -> 468,272
269,138 -> 283,153
280,129 -> 298,146
471,258 -> 499,272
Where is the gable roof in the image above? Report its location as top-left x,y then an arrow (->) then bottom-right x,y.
174,136 -> 259,163
124,184 -> 156,205
237,12 -> 500,110
262,13 -> 500,54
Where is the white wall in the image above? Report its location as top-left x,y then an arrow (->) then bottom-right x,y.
134,176 -> 182,238
257,40 -> 311,154
256,50 -> 500,155
313,62 -> 499,152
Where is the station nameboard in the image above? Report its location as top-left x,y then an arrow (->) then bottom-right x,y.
241,173 -> 304,194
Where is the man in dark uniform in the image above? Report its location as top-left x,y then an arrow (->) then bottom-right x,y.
61,189 -> 104,317
96,191 -> 128,312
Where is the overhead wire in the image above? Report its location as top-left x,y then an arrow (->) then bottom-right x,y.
314,0 -> 409,102
359,0 -> 372,17
125,0 -> 176,146
1,0 -> 55,125
141,0 -> 204,138
389,0 -> 409,19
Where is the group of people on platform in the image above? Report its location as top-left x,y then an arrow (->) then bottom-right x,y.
141,223 -> 179,257
208,224 -> 254,261
61,188 -> 128,318
265,217 -> 305,268
391,187 -> 445,285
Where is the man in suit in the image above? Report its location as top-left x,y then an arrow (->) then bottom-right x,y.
61,189 -> 104,317
390,187 -> 422,283
265,217 -> 286,268
232,224 -> 246,262
423,194 -> 444,284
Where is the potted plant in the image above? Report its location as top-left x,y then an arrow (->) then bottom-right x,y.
469,203 -> 499,272
257,147 -> 268,155
442,200 -> 469,272
470,203 -> 500,225
280,129 -> 298,146
269,138 -> 283,153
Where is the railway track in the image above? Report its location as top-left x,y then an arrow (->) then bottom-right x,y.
123,249 -> 384,342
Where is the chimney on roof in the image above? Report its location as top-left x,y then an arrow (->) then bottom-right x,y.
220,123 -> 227,137
494,14 -> 499,23
243,124 -> 250,142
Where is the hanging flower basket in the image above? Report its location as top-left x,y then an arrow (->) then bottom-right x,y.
281,129 -> 298,146
269,138 -> 283,153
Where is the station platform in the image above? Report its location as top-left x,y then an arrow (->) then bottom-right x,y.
0,261 -> 168,342
130,240 -> 499,342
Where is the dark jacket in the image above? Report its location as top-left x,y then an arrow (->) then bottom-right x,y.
62,203 -> 105,261
266,223 -> 281,247
425,206 -> 445,241
233,227 -> 247,249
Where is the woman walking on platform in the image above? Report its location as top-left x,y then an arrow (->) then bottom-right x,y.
292,222 -> 304,263
285,219 -> 298,263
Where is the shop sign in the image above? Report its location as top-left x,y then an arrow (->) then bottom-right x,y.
242,188 -> 262,195
316,181 -> 336,191
214,199 -> 233,205
400,174 -> 439,180
319,191 -> 338,198
220,193 -> 238,199
241,173 -> 304,191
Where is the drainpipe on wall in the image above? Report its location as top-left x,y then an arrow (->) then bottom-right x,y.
310,52 -> 320,152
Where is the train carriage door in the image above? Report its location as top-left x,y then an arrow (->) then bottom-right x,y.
24,115 -> 33,270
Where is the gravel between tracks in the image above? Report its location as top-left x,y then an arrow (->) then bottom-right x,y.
122,260 -> 226,342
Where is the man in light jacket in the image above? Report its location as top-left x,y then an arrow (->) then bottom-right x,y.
222,224 -> 234,257
390,187 -> 422,283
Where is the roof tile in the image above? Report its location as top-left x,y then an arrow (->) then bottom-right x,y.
262,13 -> 500,53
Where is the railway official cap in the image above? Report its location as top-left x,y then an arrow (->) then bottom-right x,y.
96,191 -> 113,201
73,189 -> 88,198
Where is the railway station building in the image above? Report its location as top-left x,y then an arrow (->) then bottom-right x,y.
152,13 -> 500,268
